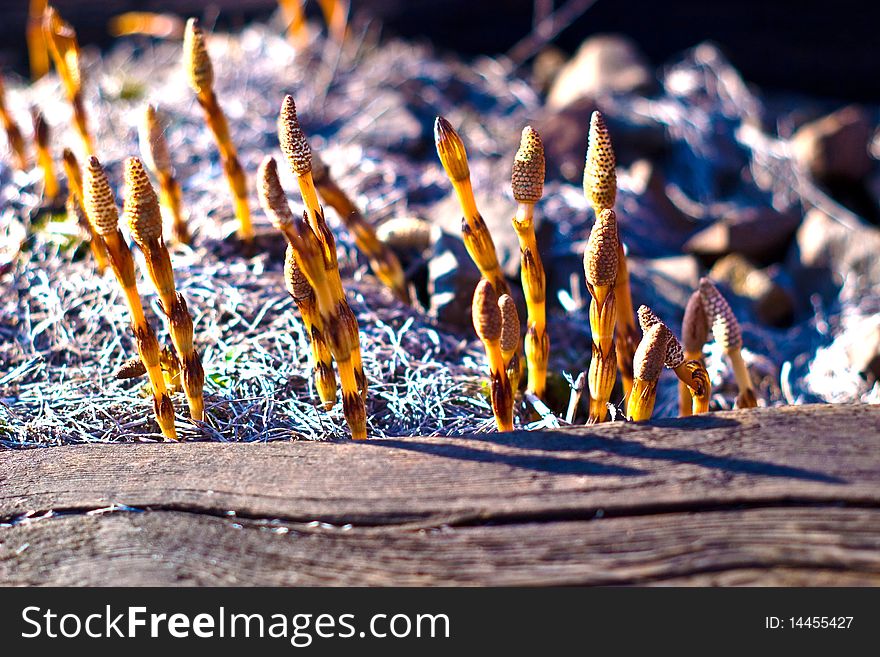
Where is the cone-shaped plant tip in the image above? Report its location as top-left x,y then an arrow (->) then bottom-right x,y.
434,115 -> 510,301
258,156 -> 338,409
637,305 -> 711,415
511,126 -> 549,399
473,279 -> 513,432
184,18 -> 252,243
83,156 -> 177,440
310,154 -> 411,304
62,147 -> 108,272
498,292 -> 521,393
583,111 -> 616,213
679,290 -> 709,415
124,157 -> 205,421
627,323 -> 667,422
0,75 -> 28,170
278,95 -> 313,176
583,208 -> 618,423
699,278 -> 757,409
139,104 -> 190,243
31,107 -> 59,201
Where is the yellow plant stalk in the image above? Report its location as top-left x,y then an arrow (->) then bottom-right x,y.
583,208 -> 619,423
699,278 -> 758,409
311,154 -> 410,304
680,290 -> 709,416
278,0 -> 308,48
278,95 -> 367,402
31,107 -> 58,201
510,125 -> 549,398
626,323 -> 667,422
0,75 -> 28,170
434,116 -> 510,298
473,279 -> 514,432
108,12 -> 184,39
62,148 -> 109,272
124,157 -> 205,422
183,18 -> 253,243
584,110 -> 637,398
83,156 -> 177,440
317,0 -> 350,43
637,305 -> 711,415
28,0 -> 50,80
43,7 -> 93,156
498,293 -> 521,394
139,104 -> 190,244
257,156 -> 338,410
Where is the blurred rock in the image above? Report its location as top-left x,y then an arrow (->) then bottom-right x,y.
845,318 -> 880,383
792,105 -> 874,183
531,46 -> 568,95
709,254 -> 794,326
789,208 -> 880,303
682,205 -> 801,261
547,34 -> 655,108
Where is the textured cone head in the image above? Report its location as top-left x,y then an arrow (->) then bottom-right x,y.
257,156 -> 294,227
284,244 -> 312,301
183,18 -> 213,94
498,294 -> 520,354
434,116 -> 470,182
583,110 -> 617,211
511,126 -> 545,203
278,95 -> 312,176
139,104 -> 172,173
583,208 -> 619,287
682,290 -> 709,353
123,157 -> 163,244
472,279 -> 502,343
699,278 -> 743,351
84,156 -> 120,236
637,304 -> 684,368
633,323 -> 669,382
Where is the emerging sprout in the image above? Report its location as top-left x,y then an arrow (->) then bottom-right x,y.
43,6 -> 93,156
27,0 -> 50,80
699,278 -> 758,409
83,156 -> 177,440
637,305 -> 711,415
627,323 -> 668,421
139,104 -> 190,244
184,18 -> 253,243
680,290 -> 710,415
62,148 -> 108,272
510,126 -> 549,399
583,110 -> 637,399
124,157 -> 205,421
583,208 -> 619,423
498,293 -> 521,392
434,116 -> 509,298
473,279 -> 514,432
258,156 -> 337,410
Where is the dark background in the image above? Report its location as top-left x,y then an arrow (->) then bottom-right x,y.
1,0 -> 878,100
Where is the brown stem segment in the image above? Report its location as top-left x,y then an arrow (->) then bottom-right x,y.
31,107 -> 58,201
124,157 -> 205,422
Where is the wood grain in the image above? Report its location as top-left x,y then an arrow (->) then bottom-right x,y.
2,404 -> 879,585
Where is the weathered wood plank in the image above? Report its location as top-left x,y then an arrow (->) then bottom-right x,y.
2,405 -> 879,526
2,507 -> 879,586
